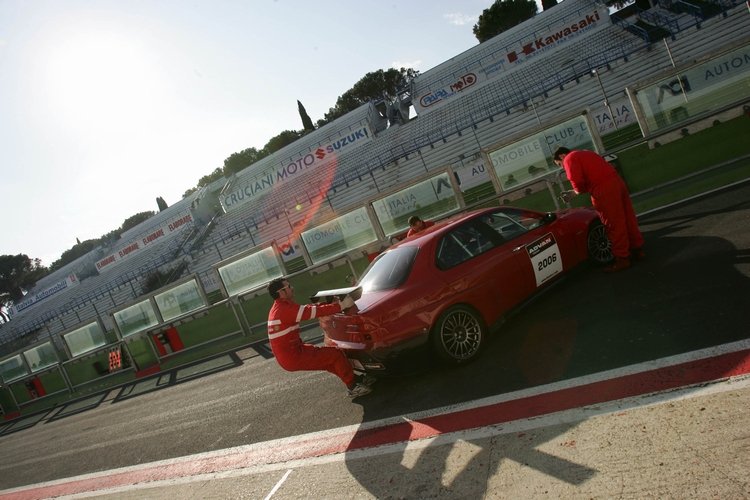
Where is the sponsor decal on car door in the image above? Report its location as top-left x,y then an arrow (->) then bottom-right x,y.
525,233 -> 563,286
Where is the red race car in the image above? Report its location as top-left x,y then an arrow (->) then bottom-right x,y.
314,206 -> 611,373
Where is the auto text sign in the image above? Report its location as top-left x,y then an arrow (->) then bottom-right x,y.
526,233 -> 562,287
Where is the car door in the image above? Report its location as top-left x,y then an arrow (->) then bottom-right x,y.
476,209 -> 568,292
434,218 -> 531,322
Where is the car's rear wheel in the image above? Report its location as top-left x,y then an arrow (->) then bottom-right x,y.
431,305 -> 486,365
587,220 -> 613,264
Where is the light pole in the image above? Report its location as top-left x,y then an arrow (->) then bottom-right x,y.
592,69 -> 619,131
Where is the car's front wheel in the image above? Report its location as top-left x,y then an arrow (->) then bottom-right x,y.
587,220 -> 613,264
431,305 -> 486,365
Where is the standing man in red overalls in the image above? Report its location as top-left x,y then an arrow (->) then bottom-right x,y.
267,278 -> 373,398
554,147 -> 645,272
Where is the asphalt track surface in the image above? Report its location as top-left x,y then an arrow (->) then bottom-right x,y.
1,181 -> 749,498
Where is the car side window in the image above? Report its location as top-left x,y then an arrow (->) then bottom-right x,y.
479,209 -> 544,241
436,222 -> 495,269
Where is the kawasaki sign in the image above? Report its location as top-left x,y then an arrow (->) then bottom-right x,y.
414,6 -> 610,114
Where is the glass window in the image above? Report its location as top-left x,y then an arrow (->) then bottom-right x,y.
217,246 -> 283,297
63,321 -> 108,357
477,208 -> 545,241
0,355 -> 28,384
154,280 -> 206,322
301,207 -> 378,264
372,173 -> 460,237
359,247 -> 418,292
635,44 -> 750,133
113,299 -> 159,338
487,115 -> 595,191
436,221 -> 496,269
24,342 -> 58,373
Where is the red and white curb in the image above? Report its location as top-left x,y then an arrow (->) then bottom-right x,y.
3,338 -> 750,500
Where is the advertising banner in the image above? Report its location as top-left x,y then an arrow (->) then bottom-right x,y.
10,274 -> 80,315
96,212 -> 194,273
222,125 -> 374,212
301,207 -> 377,264
371,173 -> 459,237
590,96 -> 636,135
452,159 -> 491,192
217,247 -> 283,297
487,115 -> 594,191
636,44 -> 750,132
414,6 -> 610,114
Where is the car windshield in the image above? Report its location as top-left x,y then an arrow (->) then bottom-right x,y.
358,246 -> 419,292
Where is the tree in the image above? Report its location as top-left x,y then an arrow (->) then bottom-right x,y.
0,254 -> 48,302
541,0 -> 558,10
298,100 -> 315,133
223,147 -> 268,177
189,66 -> 417,194
317,68 -> 418,126
197,167 -> 225,188
156,196 -> 168,212
473,0 -> 538,43
263,130 -> 305,155
50,239 -> 98,272
121,211 -> 155,232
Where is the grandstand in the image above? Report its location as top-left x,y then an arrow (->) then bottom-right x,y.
1,0 -> 748,355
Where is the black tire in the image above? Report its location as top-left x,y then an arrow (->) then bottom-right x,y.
431,305 -> 486,365
587,220 -> 613,264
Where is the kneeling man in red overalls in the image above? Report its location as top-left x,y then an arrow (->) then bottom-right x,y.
267,278 -> 373,397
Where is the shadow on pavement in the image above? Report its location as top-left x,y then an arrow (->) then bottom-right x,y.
343,418 -> 595,498
113,351 -> 242,403
0,352 -> 245,438
47,392 -> 109,423
0,409 -> 53,437
341,186 -> 750,495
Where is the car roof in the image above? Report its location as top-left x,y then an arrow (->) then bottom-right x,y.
393,207 -> 520,247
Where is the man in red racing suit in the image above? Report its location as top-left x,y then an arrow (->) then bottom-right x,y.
554,147 -> 644,272
267,278 -> 372,398
406,215 -> 434,238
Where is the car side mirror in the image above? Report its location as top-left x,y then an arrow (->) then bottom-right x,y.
543,213 -> 557,224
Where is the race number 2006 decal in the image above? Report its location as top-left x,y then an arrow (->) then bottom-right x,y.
526,233 -> 563,286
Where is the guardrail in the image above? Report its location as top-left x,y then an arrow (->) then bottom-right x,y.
611,15 -> 651,44
656,0 -> 706,28
638,7 -> 679,37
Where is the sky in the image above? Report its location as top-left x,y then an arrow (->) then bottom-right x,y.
0,0 -> 543,267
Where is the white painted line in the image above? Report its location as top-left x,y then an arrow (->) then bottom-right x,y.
264,469 -> 292,500
61,374 -> 750,499
6,338 -> 750,499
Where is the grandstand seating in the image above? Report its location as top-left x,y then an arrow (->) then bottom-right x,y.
184,0 -> 749,295
2,0 -> 748,354
1,200 -> 198,348
411,0 -> 600,96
